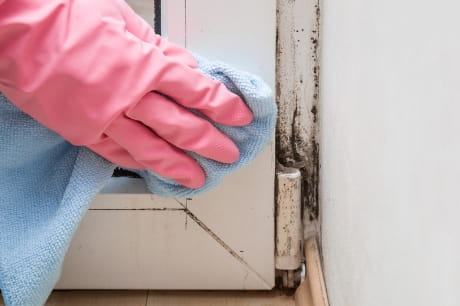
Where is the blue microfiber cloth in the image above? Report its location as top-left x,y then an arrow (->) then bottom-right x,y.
142,56 -> 276,197
0,56 -> 277,306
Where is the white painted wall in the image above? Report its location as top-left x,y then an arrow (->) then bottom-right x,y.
320,0 -> 460,305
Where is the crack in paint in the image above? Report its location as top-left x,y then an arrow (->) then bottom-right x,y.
174,198 -> 273,289
173,198 -> 191,230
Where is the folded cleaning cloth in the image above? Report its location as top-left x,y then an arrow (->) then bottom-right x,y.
0,56 -> 277,306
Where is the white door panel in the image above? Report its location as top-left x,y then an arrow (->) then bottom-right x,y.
56,210 -> 269,289
57,0 -> 276,289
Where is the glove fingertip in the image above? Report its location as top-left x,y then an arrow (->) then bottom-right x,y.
175,171 -> 206,189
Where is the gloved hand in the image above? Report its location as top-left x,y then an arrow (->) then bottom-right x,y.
0,0 -> 253,188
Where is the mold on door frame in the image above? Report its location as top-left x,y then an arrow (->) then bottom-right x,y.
276,0 -> 320,238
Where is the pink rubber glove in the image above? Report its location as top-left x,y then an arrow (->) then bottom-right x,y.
0,0 -> 253,188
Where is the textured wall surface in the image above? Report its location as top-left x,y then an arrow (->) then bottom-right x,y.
320,0 -> 460,305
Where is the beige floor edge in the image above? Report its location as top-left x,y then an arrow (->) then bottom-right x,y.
294,238 -> 330,306
1,290 -> 295,306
